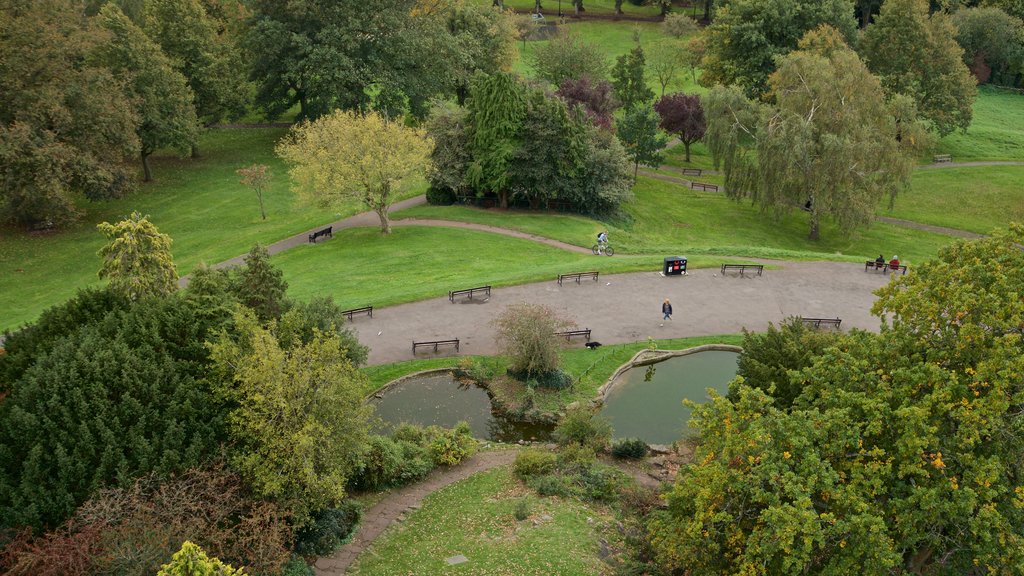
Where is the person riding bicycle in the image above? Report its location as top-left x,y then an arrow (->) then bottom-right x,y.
597,231 -> 609,249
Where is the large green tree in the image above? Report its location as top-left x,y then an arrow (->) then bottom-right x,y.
617,105 -> 668,181
0,0 -> 138,229
464,72 -> 527,209
529,31 -> 609,87
953,6 -> 1024,87
95,3 -> 199,181
705,27 -> 911,240
700,0 -> 857,98
97,211 -> 179,301
611,46 -> 655,111
861,0 -> 977,136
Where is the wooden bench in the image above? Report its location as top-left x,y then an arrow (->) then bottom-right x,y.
933,154 -> 952,163
449,285 -> 491,302
557,271 -> 599,285
308,226 -> 332,243
690,181 -> 719,192
341,305 -> 372,320
681,168 -> 702,176
720,263 -> 764,277
412,339 -> 460,353
864,261 -> 908,275
800,317 -> 842,329
554,329 -> 591,341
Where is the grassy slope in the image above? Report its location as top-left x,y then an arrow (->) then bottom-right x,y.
885,165 -> 1024,234
495,0 -> 662,17
349,466 -> 618,576
929,87 -> 1024,161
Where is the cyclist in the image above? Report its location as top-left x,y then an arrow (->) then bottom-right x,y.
596,231 -> 608,250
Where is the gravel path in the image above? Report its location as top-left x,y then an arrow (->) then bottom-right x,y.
313,450 -> 518,576
392,218 -> 592,254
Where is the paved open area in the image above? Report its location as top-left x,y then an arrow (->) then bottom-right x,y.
354,261 -> 897,365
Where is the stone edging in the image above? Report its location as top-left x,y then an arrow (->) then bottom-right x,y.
593,344 -> 744,406
366,368 -> 460,400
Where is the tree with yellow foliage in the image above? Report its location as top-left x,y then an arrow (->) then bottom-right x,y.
277,110 -> 432,234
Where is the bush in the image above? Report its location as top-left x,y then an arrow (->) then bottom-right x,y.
293,502 -> 361,556
554,407 -> 613,451
577,465 -> 625,502
513,498 -> 531,521
457,357 -> 495,382
426,422 -> 478,466
349,435 -> 433,491
556,443 -> 598,474
493,303 -> 576,378
513,448 -> 558,480
278,556 -> 315,576
425,185 -> 456,205
528,474 -> 573,497
618,484 -> 661,516
534,369 -> 573,390
611,438 -> 649,459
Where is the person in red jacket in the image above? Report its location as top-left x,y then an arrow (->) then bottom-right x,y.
888,255 -> 900,271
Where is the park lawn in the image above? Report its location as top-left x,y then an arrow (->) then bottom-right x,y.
348,466 -> 619,576
490,0 -> 662,17
661,140 -> 721,171
929,87 -> 1024,162
883,165 -> 1024,234
0,128 -> 422,332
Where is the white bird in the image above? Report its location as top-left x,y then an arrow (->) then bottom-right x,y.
606,282 -> 611,286
377,331 -> 383,336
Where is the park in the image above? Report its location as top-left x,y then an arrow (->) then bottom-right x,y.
1,0 -> 1024,574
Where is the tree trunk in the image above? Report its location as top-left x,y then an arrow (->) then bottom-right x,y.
376,205 -> 391,234
141,151 -> 153,182
191,143 -> 200,158
808,209 -> 820,241
684,141 -> 691,162
257,190 -> 266,220
633,159 -> 640,183
614,0 -> 622,14
703,0 -> 712,22
493,0 -> 503,7
498,190 -> 509,209
574,0 -> 583,15
535,0 -> 543,12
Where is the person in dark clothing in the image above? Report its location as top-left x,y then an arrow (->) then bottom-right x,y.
661,298 -> 673,326
875,254 -> 885,269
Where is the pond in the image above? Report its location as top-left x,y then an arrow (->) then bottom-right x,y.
371,372 -> 554,443
599,350 -> 740,445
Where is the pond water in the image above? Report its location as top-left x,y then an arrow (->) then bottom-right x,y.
599,351 -> 740,445
371,372 -> 554,443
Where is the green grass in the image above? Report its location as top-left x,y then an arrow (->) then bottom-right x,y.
490,0 -> 662,18
349,466 -> 618,576
883,165 -> 1024,234
361,357 -> 466,394
929,86 -> 1024,162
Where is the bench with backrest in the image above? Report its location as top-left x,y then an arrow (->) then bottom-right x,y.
341,305 -> 373,320
557,271 -> 599,285
690,181 -> 719,192
308,226 -> 333,243
801,317 -> 842,329
864,261 -> 908,275
449,285 -> 491,302
681,168 -> 702,176
933,154 -> 952,163
412,338 -> 460,353
720,263 -> 764,277
554,328 -> 591,341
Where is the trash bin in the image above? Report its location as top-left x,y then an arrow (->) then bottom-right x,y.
664,256 -> 687,276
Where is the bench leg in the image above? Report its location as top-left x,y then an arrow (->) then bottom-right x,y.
455,341 -> 460,352
433,343 -> 438,352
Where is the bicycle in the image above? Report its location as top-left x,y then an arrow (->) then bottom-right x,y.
592,243 -> 614,256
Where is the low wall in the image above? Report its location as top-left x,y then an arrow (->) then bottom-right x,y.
593,344 -> 744,406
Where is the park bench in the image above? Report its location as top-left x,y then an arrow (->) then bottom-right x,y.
555,329 -> 592,341
690,181 -> 719,192
308,226 -> 332,243
449,285 -> 491,302
341,305 -> 373,320
800,317 -> 842,329
557,271 -> 599,285
720,263 -> 764,277
412,339 -> 460,354
681,168 -> 702,176
933,154 -> 952,163
864,261 -> 908,275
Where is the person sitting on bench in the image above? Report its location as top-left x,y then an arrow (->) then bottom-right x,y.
875,254 -> 885,269
889,255 -> 900,270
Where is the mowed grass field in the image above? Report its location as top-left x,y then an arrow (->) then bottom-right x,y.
929,87 -> 1024,161
885,165 -> 1024,234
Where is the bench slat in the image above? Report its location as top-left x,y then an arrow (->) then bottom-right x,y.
341,305 -> 373,320
554,328 -> 591,341
448,285 -> 492,302
720,263 -> 764,277
412,339 -> 460,353
557,271 -> 599,285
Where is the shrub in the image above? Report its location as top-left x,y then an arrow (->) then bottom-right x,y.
457,357 -> 495,382
513,448 -> 558,480
535,369 -> 573,390
391,422 -> 427,444
278,556 -> 315,576
425,185 -> 456,205
528,474 -> 573,497
577,465 -> 625,502
618,484 -> 661,516
611,438 -> 649,459
349,435 -> 433,491
554,407 -> 613,451
493,303 -> 576,378
293,502 -> 361,556
426,422 -> 478,466
513,498 -> 531,521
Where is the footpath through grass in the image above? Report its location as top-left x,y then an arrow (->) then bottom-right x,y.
349,466 -> 618,576
885,165 -> 1024,234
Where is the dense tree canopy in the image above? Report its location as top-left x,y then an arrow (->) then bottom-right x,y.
654,93 -> 706,162
953,6 -> 1024,87
618,105 -> 668,181
464,72 -> 527,209
611,46 -> 655,111
530,31 -> 609,86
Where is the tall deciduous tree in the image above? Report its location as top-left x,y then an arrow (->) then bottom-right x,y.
509,90 -> 588,209
611,46 -> 655,111
953,6 -> 1024,87
618,106 -> 668,181
700,0 -> 856,98
654,93 -> 706,162
444,2 -> 519,104
861,0 -> 977,136
493,303 -> 576,377
662,13 -> 699,38
95,3 -> 199,181
649,41 -> 686,97
0,0 -> 138,229
706,26 -> 907,241
209,310 -> 372,523
97,211 -> 179,300
464,72 -> 527,209
556,77 -> 618,129
530,31 -> 609,86
277,110 -> 432,234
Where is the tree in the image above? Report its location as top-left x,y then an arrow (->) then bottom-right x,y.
611,46 -> 655,110
617,106 -> 668,181
649,41 -> 686,97
236,164 -> 271,221
861,0 -> 977,136
426,103 -> 472,198
493,303 -> 575,377
158,541 -> 246,576
984,0 -> 1024,19
705,27 -> 908,240
209,310 -> 372,522
233,244 -> 287,321
662,13 -> 699,38
700,0 -> 857,98
953,6 -> 1024,87
530,31 -> 609,86
95,4 -> 199,181
654,93 -> 706,162
0,0 -> 138,229
683,35 -> 706,83
443,2 -> 520,104
464,72 -> 527,209
509,90 -> 588,209
277,110 -> 432,234
97,211 -> 178,300
572,126 -> 635,214
556,77 -> 618,129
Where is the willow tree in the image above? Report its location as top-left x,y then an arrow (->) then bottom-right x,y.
464,72 -> 526,209
277,110 -> 432,234
705,26 -> 908,241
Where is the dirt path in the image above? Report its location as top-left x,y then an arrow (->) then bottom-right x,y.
916,160 -> 1024,170
313,450 -> 518,575
392,218 -> 592,254
874,216 -> 985,239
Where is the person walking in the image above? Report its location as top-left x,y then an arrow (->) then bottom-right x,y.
661,298 -> 672,326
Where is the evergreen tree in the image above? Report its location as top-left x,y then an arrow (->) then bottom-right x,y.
611,46 -> 655,110
233,244 -> 287,322
617,106 -> 668,181
464,73 -> 527,209
97,211 -> 178,301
